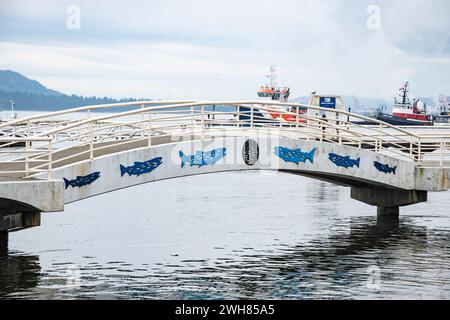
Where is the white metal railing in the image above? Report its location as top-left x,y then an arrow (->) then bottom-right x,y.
1,100 -> 450,180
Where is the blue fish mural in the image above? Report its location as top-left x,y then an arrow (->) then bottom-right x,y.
120,157 -> 163,177
179,148 -> 227,168
63,172 -> 100,189
373,161 -> 397,174
328,153 -> 360,169
274,146 -> 316,165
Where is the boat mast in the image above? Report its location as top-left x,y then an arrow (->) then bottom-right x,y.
266,65 -> 277,88
402,82 -> 409,105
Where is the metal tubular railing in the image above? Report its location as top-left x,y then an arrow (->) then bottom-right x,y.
1,100 -> 450,180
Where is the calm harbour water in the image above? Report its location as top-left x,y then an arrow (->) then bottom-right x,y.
1,171 -> 450,300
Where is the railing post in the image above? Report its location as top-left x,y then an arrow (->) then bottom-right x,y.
296,106 -> 299,140
440,138 -> 444,168
201,105 -> 205,148
418,139 -> 422,164
25,140 -> 30,178
26,120 -> 31,136
409,141 -> 413,160
25,120 -> 31,178
377,123 -> 383,152
148,111 -> 152,147
337,111 -> 343,144
191,106 -> 195,139
89,121 -> 94,160
320,116 -> 323,142
140,104 -> 145,138
250,106 -> 254,128
48,138 -> 53,180
279,109 -> 282,128
236,106 -> 239,128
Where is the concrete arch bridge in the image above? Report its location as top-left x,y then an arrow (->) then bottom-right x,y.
1,100 -> 450,254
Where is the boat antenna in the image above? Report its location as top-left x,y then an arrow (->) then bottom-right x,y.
266,65 -> 277,88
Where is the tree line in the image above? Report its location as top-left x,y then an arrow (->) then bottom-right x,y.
0,90 -> 147,111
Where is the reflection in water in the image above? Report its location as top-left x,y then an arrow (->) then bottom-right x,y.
0,253 -> 41,299
1,172 -> 449,299
1,217 -> 449,299
143,217 -> 432,300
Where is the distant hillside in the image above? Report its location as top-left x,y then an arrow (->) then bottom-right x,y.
0,90 -> 148,112
0,70 -> 61,96
0,70 -> 148,111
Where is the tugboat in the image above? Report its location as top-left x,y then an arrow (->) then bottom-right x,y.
375,82 -> 433,126
239,66 -> 309,124
256,66 -> 307,123
256,66 -> 291,102
239,66 -> 348,125
239,66 -> 300,124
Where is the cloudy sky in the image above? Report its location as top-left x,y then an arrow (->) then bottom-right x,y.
0,0 -> 449,100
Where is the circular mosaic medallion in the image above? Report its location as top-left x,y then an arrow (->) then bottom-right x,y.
242,139 -> 259,166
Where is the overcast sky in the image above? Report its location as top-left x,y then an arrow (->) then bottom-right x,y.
0,0 -> 449,100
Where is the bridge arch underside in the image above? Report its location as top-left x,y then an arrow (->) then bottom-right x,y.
24,136 -> 427,211
0,198 -> 41,255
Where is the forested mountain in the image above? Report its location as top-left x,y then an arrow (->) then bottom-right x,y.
0,70 -> 61,96
0,70 -> 147,111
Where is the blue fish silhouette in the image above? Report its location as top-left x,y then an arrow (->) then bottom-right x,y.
328,153 -> 360,169
373,161 -> 397,174
179,148 -> 227,168
274,146 -> 316,165
63,172 -> 100,189
120,157 -> 163,177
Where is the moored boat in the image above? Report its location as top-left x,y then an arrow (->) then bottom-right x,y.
239,66 -> 347,125
375,82 -> 433,126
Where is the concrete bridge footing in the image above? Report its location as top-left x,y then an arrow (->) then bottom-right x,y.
351,186 -> 428,218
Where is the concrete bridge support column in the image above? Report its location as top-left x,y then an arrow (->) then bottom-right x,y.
0,231 -> 7,257
351,186 -> 427,219
0,208 -> 41,256
377,206 -> 399,217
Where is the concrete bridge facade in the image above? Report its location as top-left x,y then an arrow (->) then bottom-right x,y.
1,100 -> 450,255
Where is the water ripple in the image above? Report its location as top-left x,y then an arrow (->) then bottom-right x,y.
1,172 -> 450,299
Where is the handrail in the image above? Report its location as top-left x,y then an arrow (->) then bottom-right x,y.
0,99 -> 422,138
0,100 -> 195,129
0,137 -> 52,142
9,101 -> 421,142
1,100 -> 450,181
